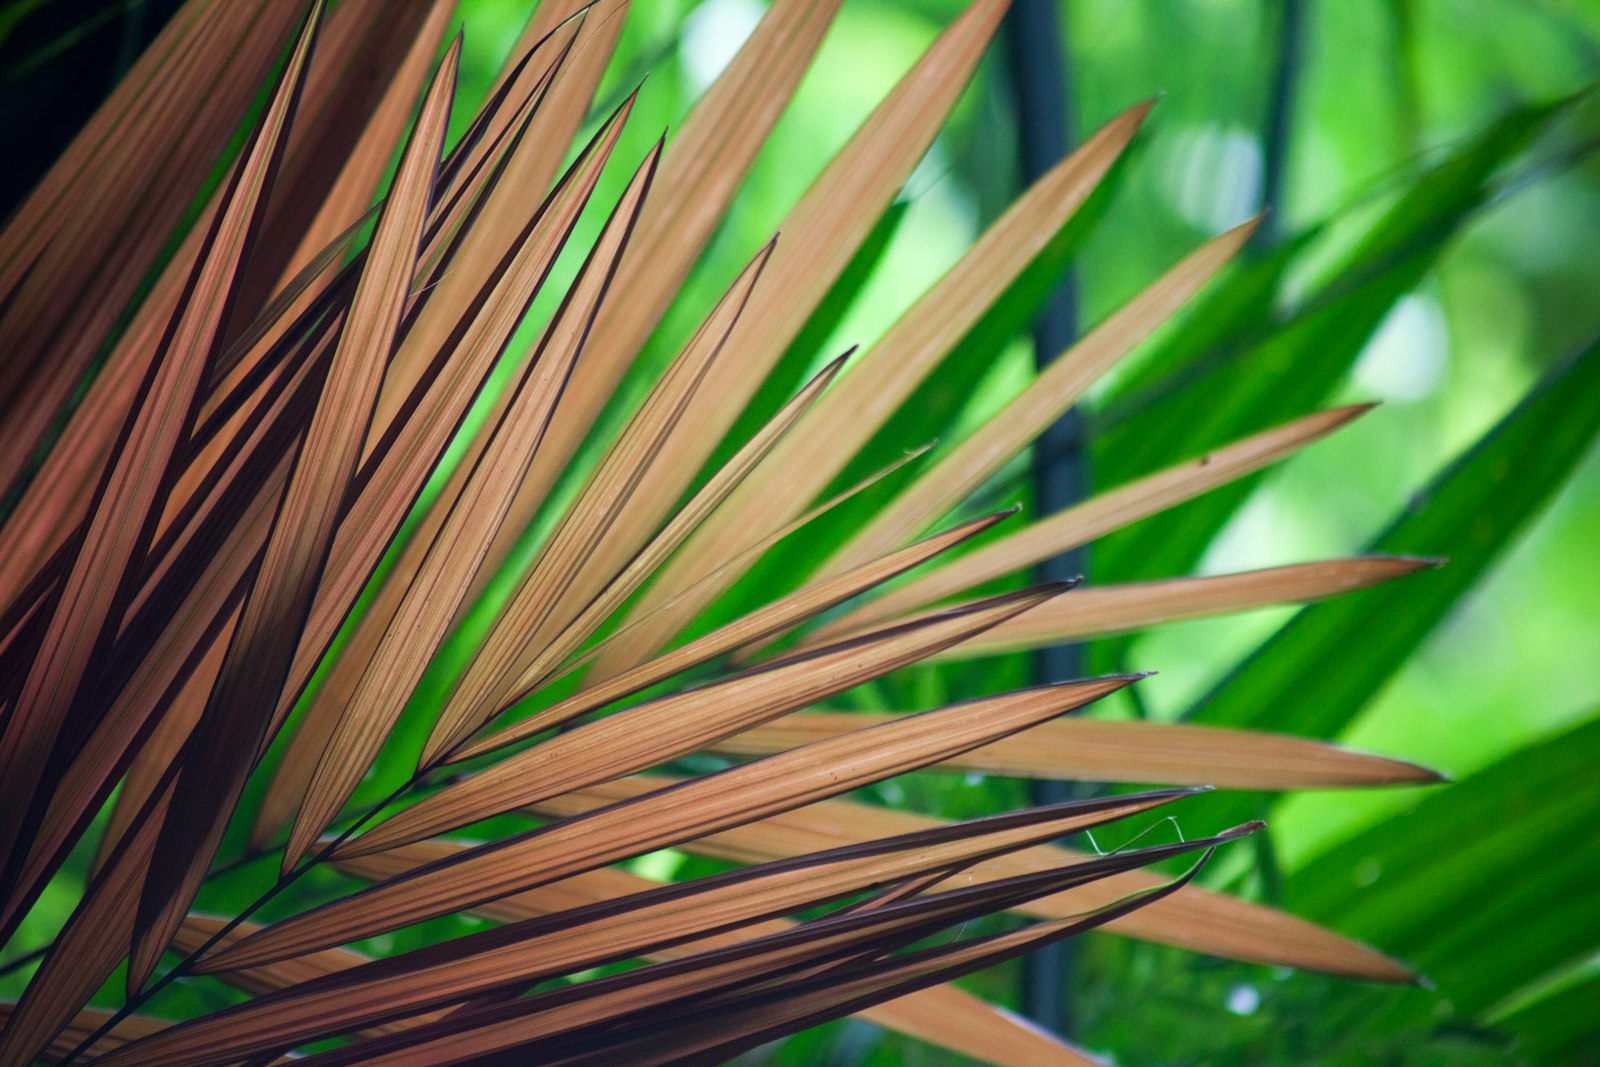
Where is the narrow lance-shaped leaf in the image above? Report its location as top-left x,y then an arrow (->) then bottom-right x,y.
223,0 -> 449,331
0,1 -> 324,888
195,670 -> 1128,971
1287,714 -> 1600,1023
801,404 -> 1373,647
432,1 -> 622,234
238,58 -> 611,751
715,710 -> 1440,789
86,604 -> 237,879
215,0 -> 455,389
170,916 -> 450,1037
0,90 -> 372,884
332,841 -> 1101,1067
1183,334 -> 1600,832
470,0 -> 628,234
270,70 -> 631,740
412,26 -> 587,296
330,864 -> 1160,1067
369,15 -> 592,441
584,0 -> 1011,680
0,0 -> 211,290
317,836 -> 1238,1067
2,396 -> 307,927
0,78 -> 400,625
338,21 -> 593,450
249,96 -> 642,850
532,775 -> 1417,982
281,135 -> 662,873
0,781 -> 172,1066
141,291 -> 349,597
419,238 -> 787,762
931,555 -> 1438,659
447,441 -> 941,764
479,0 -> 849,590
0,1002 -> 169,1064
3,313 -> 348,924
274,0 -> 455,296
454,508 -> 1016,764
534,441 -> 937,684
598,99 -> 1150,677
817,217 -> 1259,582
112,785 -> 1180,1064
1191,335 -> 1600,740
0,193 -> 219,611
0,1 -> 306,496
1089,98 -> 1564,591
613,864 -> 1221,1067
483,346 -> 848,732
126,27 -> 458,992
348,586 -> 1063,857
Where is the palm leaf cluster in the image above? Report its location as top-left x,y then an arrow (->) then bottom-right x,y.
0,0 -> 1447,1063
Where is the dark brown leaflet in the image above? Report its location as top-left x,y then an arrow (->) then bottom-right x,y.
36,23 -> 596,880
0,1 -> 325,895
714,706 -> 1442,789
606,100 -> 1151,682
417,240 -> 790,762
97,789 -> 1198,1065
0,779 -> 172,1065
0,194 -> 368,641
222,0 -> 445,340
0,1 -> 306,496
0,307 -> 348,938
327,843 -> 1090,1066
476,0 -> 848,602
293,832 -> 1243,1066
125,22 -> 458,992
0,1002 -> 168,1064
194,665 -> 1124,973
552,855 -> 1225,1067
530,774 -> 1414,981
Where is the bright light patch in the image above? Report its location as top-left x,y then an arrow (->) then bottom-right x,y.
1227,984 -> 1261,1016
1164,124 -> 1264,232
681,0 -> 765,92
626,848 -> 688,882
1353,294 -> 1449,401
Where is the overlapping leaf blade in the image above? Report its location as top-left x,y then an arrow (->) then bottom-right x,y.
528,774 -> 1415,982
0,2 -> 1509,1064
0,1 -> 326,910
128,23 -> 459,989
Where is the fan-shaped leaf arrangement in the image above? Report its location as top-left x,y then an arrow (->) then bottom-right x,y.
0,1 -> 1436,1063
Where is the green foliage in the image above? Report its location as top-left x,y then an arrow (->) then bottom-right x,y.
1289,714 -> 1600,1057
1092,98 -> 1563,591
1189,333 -> 1600,741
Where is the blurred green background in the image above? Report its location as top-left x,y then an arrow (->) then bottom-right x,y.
3,0 -> 1598,1063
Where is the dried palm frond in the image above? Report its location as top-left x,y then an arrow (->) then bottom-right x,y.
0,1 -> 1437,1064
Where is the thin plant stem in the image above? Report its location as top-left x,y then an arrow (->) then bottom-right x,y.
1004,0 -> 1085,1039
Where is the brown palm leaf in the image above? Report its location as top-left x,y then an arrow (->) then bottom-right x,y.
0,2 -> 1439,1064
